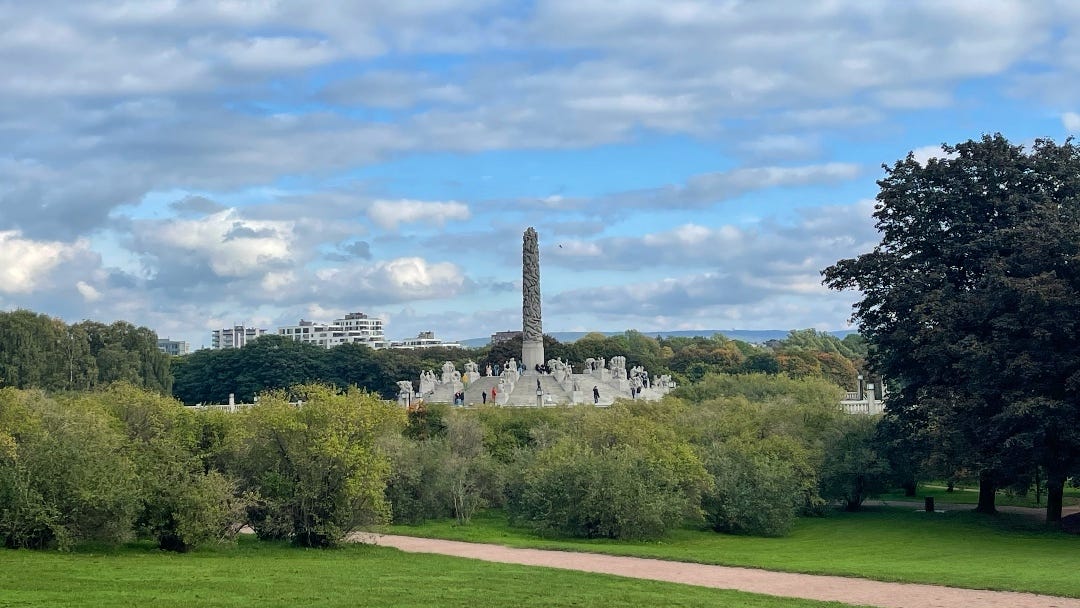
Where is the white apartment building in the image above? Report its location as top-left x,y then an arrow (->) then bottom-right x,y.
389,331 -> 462,349
211,325 -> 267,349
278,312 -> 387,349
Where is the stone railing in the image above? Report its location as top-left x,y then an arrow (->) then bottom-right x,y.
840,398 -> 884,415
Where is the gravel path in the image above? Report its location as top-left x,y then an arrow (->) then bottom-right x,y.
356,533 -> 1080,608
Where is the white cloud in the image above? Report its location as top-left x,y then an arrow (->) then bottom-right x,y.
133,209 -> 296,279
0,231 -> 86,294
368,200 -> 470,230
75,280 -> 102,302
210,36 -> 341,71
909,144 -> 957,166
315,257 -> 467,301
1063,111 -> 1080,132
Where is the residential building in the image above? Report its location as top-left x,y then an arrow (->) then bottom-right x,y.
278,312 -> 387,349
156,338 -> 190,356
211,325 -> 266,349
390,331 -> 462,349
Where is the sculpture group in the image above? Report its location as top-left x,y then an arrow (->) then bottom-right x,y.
397,227 -> 672,407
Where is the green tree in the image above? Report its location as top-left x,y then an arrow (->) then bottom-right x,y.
824,135 -> 1080,522
0,310 -> 66,390
818,415 -> 891,511
78,321 -> 172,393
241,384 -> 404,547
82,383 -> 242,551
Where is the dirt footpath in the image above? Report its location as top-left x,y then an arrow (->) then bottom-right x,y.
356,534 -> 1080,608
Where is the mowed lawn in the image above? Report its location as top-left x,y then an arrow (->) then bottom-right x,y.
387,506 -> 1080,598
878,483 -> 1080,508
0,539 -> 861,608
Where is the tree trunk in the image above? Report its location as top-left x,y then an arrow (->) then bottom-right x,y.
902,479 -> 917,497
1046,471 -> 1065,524
975,469 -> 997,514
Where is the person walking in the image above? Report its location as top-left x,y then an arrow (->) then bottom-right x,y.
482,390 -> 488,404
593,386 -> 600,404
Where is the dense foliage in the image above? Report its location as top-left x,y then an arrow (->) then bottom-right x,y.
824,134 -> 1080,523
240,385 -> 404,547
0,383 -> 403,550
386,373 -> 886,540
0,372 -> 891,549
0,311 -> 171,394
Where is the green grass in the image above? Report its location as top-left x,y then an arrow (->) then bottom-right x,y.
878,482 -> 1080,508
0,536 -> 862,608
386,507 -> 1080,598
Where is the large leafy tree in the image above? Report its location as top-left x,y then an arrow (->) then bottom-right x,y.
823,135 -> 1080,522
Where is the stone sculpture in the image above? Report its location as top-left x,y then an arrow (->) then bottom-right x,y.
521,227 -> 545,370
441,361 -> 456,383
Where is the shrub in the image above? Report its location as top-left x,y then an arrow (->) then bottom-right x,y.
241,385 -> 405,547
0,388 -> 140,549
510,408 -> 709,540
700,441 -> 802,536
819,415 -> 891,511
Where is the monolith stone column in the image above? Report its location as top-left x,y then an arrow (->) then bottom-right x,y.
521,227 -> 545,372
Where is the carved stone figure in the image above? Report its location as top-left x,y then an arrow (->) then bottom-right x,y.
464,360 -> 479,376
419,370 -> 436,395
397,380 -> 414,396
441,361 -> 456,383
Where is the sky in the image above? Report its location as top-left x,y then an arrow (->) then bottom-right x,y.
3,1 -> 1080,349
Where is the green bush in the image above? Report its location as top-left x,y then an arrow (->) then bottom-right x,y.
83,383 -> 244,551
700,441 -> 802,536
382,434 -> 453,524
241,385 -> 404,547
0,388 -> 140,549
510,408 -> 709,540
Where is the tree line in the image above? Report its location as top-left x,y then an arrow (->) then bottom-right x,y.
0,375 -> 889,551
0,307 -> 867,405
0,310 -> 171,394
172,329 -> 866,404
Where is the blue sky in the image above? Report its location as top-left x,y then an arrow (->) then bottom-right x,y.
2,1 -> 1080,348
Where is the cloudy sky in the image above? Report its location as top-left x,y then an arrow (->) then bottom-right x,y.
3,1 -> 1079,348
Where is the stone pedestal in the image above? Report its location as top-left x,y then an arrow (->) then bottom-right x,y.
522,339 -> 545,372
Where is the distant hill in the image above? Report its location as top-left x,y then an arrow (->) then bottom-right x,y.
458,329 -> 857,348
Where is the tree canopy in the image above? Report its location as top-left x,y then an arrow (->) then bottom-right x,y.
823,134 -> 1080,523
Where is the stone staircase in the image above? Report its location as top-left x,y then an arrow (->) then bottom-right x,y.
462,377 -> 501,405
505,373 -> 571,406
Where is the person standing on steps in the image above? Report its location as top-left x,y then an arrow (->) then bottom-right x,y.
482,390 -> 487,404
593,385 -> 600,404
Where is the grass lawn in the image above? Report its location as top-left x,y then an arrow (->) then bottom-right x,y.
878,482 -> 1080,508
386,506 -> 1080,598
0,537 -> 862,608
